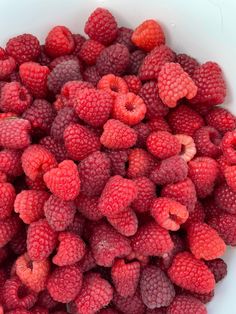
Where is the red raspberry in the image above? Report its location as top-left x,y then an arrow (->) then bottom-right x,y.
19,62 -> 50,98
107,207 -> 138,236
77,248 -> 96,273
72,33 -> 86,56
45,26 -> 75,57
52,231 -> 85,266
14,190 -> 49,224
187,222 -> 226,260
9,225 -> 27,255
132,19 -> 165,51
39,136 -> 68,163
176,53 -> 199,77
127,50 -> 146,75
131,221 -> 173,257
193,126 -> 221,158
64,123 -> 101,161
147,116 -> 171,133
96,43 -> 130,76
190,62 -> 226,105
115,27 -> 135,52
61,80 -> 94,100
6,34 -> 40,64
0,82 -> 32,114
104,150 -> 129,178
168,252 -> 215,294
0,47 -> 16,79
0,215 -> 21,247
224,165 -> 236,192
84,8 -> 118,45
75,194 -> 102,221
79,39 -> 104,65
37,290 -> 57,309
27,218 -> 57,261
98,308 -> 119,314
123,75 -> 142,94
6,310 -> 31,314
150,156 -> 188,185
0,171 -> 7,183
22,99 -> 56,135
38,44 -> 51,66
52,95 -> 69,111
0,117 -> 31,150
25,176 -> 47,191
31,307 -> 49,314
3,277 -> 37,310
205,258 -> 227,283
21,145 -> 57,181
221,130 -> 236,164
175,134 -> 197,162
111,259 -> 140,297
167,295 -> 207,314
139,45 -> 175,81
205,107 -> 236,134
113,291 -> 145,314
49,55 -> 79,70
74,272 -> 113,314
167,104 -> 204,136
161,178 -> 197,212
133,123 -> 151,148
182,290 -> 215,305
97,74 -> 128,97
90,222 -> 131,267
188,157 -> 219,198
140,266 -> 175,309
98,175 -> 137,217
0,182 -> 15,219
73,88 -> 113,127
101,119 -> 137,149
132,177 -> 156,213
15,253 -> 50,292
146,309 -> 167,314
83,66 -> 101,86
214,183 -> 236,214
44,195 -> 76,231
209,213 -> 236,246
47,265 -> 82,303
112,92 -> 146,126
127,148 -> 155,178
66,212 -> 85,236
203,197 -> 222,222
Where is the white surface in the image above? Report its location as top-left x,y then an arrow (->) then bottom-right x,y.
0,0 -> 236,312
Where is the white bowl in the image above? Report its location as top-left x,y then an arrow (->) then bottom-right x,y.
0,0 -> 236,313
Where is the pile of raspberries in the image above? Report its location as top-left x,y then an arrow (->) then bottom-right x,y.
0,6 -> 236,314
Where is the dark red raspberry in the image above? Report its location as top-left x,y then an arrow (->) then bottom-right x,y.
0,183 -> 15,219
167,295 -> 207,314
127,148 -> 155,179
123,75 -> 142,94
106,148 -> 130,177
132,177 -> 156,213
77,248 -> 96,273
209,213 -> 236,246
97,74 -> 128,97
66,212 -> 85,236
31,307 -> 49,314
49,55 -> 79,70
203,197 -> 222,222
133,123 -> 151,148
37,290 -> 57,309
115,27 -> 135,51
182,290 -> 215,305
9,226 -> 27,255
83,66 -> 101,86
72,33 -> 86,56
0,47 -> 16,79
96,43 -> 130,76
0,215 -> 20,247
127,49 -> 146,75
6,34 -> 40,64
0,171 -> 7,183
107,207 -> 138,236
193,126 -> 221,158
147,116 -> 171,132
205,258 -> 227,283
84,8 -> 118,45
64,123 -> 101,161
113,291 -> 145,314
221,130 -> 236,164
79,39 -> 104,65
25,176 -> 47,191
38,45 -> 51,66
0,149 -> 23,177
45,26 -> 75,57
75,194 -> 102,221
214,183 -> 236,214
140,266 -> 175,309
39,136 -> 68,163
176,53 -> 199,77
205,107 -> 236,134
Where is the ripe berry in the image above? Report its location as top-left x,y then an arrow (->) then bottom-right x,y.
193,126 -> 221,158
75,194 -> 102,221
127,148 -> 155,179
132,176 -> 156,213
0,47 -> 16,79
176,53 -> 199,76
221,130 -> 236,164
205,107 -> 236,134
167,295 -> 207,314
214,183 -> 236,214
79,39 -> 104,65
113,291 -> 145,314
209,213 -> 236,246
97,74 -> 128,97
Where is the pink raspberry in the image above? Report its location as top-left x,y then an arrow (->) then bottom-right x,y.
107,208 -> 138,236
116,27 -> 135,51
132,177 -> 156,213
167,295 -> 207,314
174,134 -> 196,162
39,136 -> 68,163
97,74 -> 128,97
83,65 -> 101,86
0,215 -> 21,247
205,107 -> 236,134
224,165 -> 236,192
0,182 -> 15,219
193,126 -> 221,158
127,148 -> 155,179
127,49 -> 146,75
44,195 -> 76,231
0,149 -> 23,177
221,130 -> 236,164
0,47 -> 16,79
66,212 -> 85,236
75,194 -> 102,221
176,53 -> 199,76
113,291 -> 145,314
214,183 -> 236,214
79,39 -> 104,65
123,75 -> 142,94
25,176 -> 47,191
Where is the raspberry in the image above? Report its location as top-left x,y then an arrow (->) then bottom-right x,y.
224,165 -> 236,192
151,197 -> 189,231
132,19 -> 165,51
0,118 -> 31,150
113,291 -> 145,314
22,99 -> 56,135
97,74 -> 128,97
27,219 -> 57,261
115,27 -> 135,51
98,175 -> 137,217
44,195 -> 76,231
146,309 -> 167,314
76,194 -> 102,221
167,104 -> 204,136
79,39 -> 104,65
133,123 -> 151,148
21,145 -> 57,181
49,55 -> 79,70
14,190 -> 50,224
111,259 -> 140,297
214,183 -> 236,214
84,8 -> 118,45
0,47 -> 16,79
72,33 -> 86,56
3,277 -> 37,310
127,148 -> 155,178
221,130 -> 236,164
45,26 -> 75,57
132,177 -> 156,213
73,89 -> 113,127
209,213 -> 236,246
61,80 -> 94,99
64,123 -> 101,161
19,62 -> 50,98
203,197 -> 222,222
66,212 -> 85,236
9,226 -> 27,255
0,112 -> 17,120
90,222 -> 131,267
6,34 -> 40,64
0,215 -> 21,247
140,266 -> 175,309
182,289 -> 215,305
47,265 -> 82,303
83,66 -> 101,86
77,248 -> 96,273
101,119 -> 137,149
38,45 -> 51,66
188,157 -> 219,198
37,290 -> 57,309
0,82 -> 32,114
96,43 -> 129,76
25,176 -> 47,191
31,307 -> 49,314
127,50 -> 146,75
139,45 -> 175,81
161,178 -> 197,212
174,134 -> 196,162
15,253 -> 50,292
98,308 -> 119,314
107,207 -> 138,236
0,182 -> 15,219
150,156 -> 188,185
123,75 -> 142,94
187,222 -> 226,260
0,171 -> 7,183
167,295 -> 207,314
190,62 -> 226,105
193,126 -> 221,158
176,53 -> 199,77
205,107 -> 236,134
74,272 -> 113,314
6,310 -> 31,314
39,136 -> 68,163
147,116 -> 171,133
131,221 -> 173,257
205,258 -> 227,283
168,252 -> 215,294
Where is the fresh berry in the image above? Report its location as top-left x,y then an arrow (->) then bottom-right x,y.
113,291 -> 145,314
72,33 -> 86,56
66,212 -> 85,236
132,177 -> 156,213
205,258 -> 227,283
115,27 -> 135,51
84,8 -> 118,45
0,182 -> 15,219
193,126 -> 221,158
83,65 -> 101,86
224,165 -> 236,192
127,49 -> 146,75
61,80 -> 94,99
167,295 -> 207,314
127,148 -> 155,178
107,207 -> 138,236
147,116 -> 171,132
9,226 -> 27,255
203,197 -> 222,222
31,307 -> 49,314
105,148 -> 130,177
76,194 -> 102,221
25,176 -> 47,191
97,74 -> 128,97
36,290 -> 57,309
221,130 -> 236,164
176,53 -> 199,76
0,171 -> 7,183
123,75 -> 142,94
205,107 -> 236,134
6,34 -> 40,64
49,55 -> 79,70
39,136 -> 68,163
0,215 -> 20,247
174,134 -> 196,162
214,183 -> 236,214
133,123 -> 151,148
79,39 -> 104,65
168,252 -> 215,294
209,213 -> 236,246
0,47 -> 16,79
